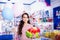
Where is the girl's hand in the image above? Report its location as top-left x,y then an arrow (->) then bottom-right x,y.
32,33 -> 36,39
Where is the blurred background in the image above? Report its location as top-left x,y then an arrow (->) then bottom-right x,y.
0,0 -> 60,40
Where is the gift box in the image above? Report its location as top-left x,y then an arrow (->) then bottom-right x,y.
0,35 -> 13,40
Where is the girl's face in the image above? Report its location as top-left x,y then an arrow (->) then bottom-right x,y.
22,14 -> 29,23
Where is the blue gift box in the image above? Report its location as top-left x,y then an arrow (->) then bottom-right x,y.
0,35 -> 13,40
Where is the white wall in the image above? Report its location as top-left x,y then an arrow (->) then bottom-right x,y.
51,0 -> 60,8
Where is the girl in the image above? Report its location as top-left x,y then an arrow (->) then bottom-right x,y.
18,13 -> 33,40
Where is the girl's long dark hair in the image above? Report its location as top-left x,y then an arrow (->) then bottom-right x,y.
18,13 -> 30,35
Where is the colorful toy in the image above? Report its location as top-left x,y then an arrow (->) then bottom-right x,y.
26,27 -> 40,38
44,32 -> 50,38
